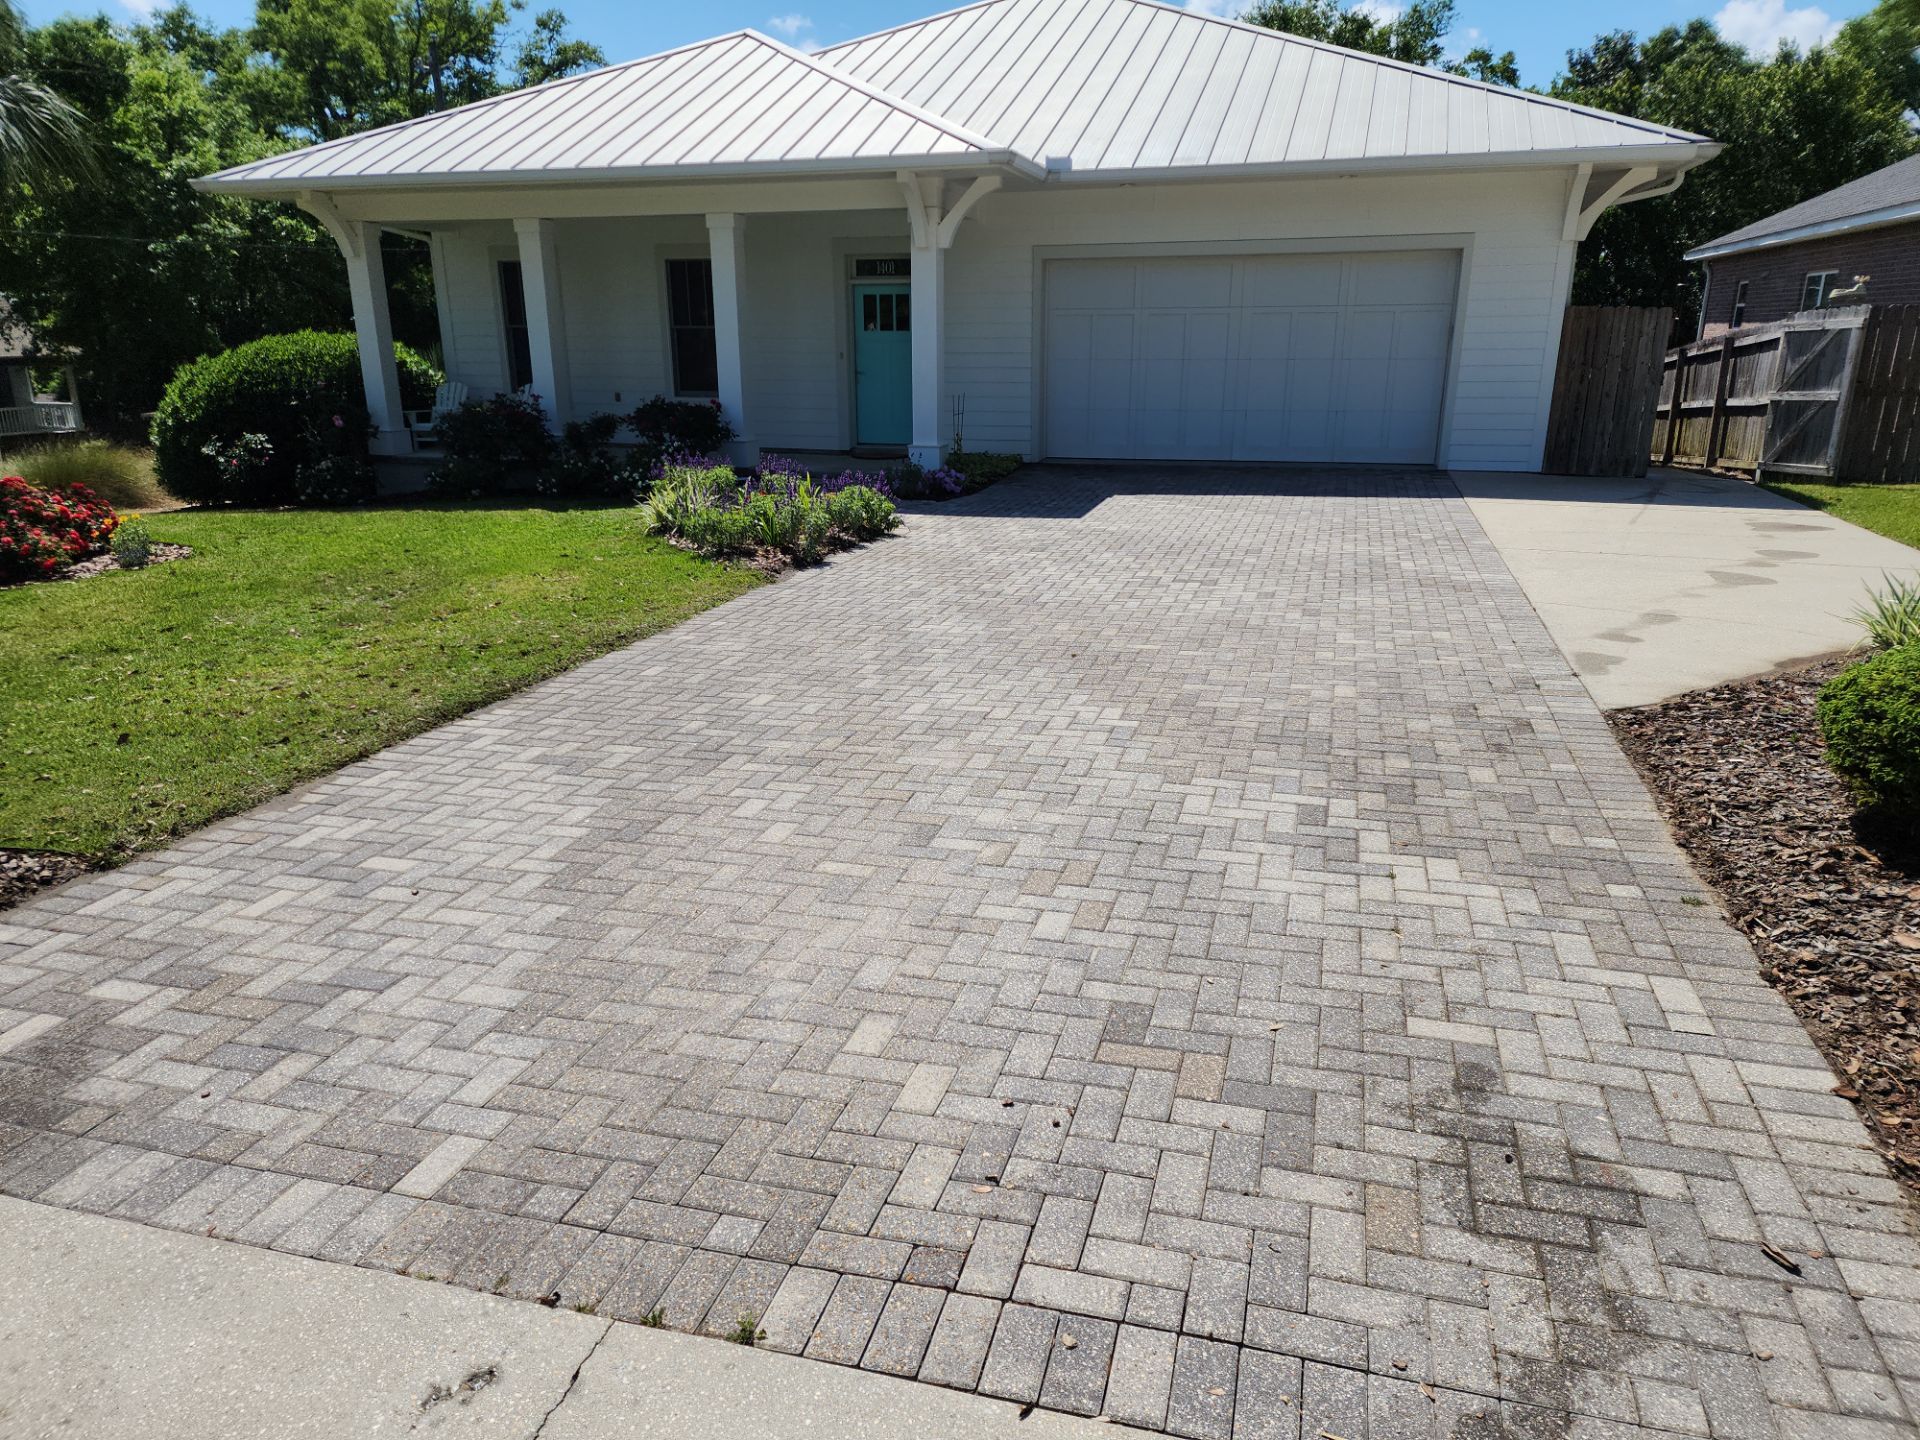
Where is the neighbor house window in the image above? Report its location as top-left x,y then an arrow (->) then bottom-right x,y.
1801,270 -> 1838,310
498,260 -> 534,392
666,258 -> 718,396
1730,280 -> 1749,328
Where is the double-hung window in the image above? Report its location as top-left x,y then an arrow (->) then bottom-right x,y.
497,260 -> 534,392
1801,271 -> 1839,310
666,258 -> 718,396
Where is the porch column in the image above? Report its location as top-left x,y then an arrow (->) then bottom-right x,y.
908,210 -> 945,468
705,213 -> 757,466
340,220 -> 408,456
512,218 -> 572,430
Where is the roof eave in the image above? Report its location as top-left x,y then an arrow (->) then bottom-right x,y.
1685,198 -> 1920,262
193,148 -> 1047,197
1050,142 -> 1720,186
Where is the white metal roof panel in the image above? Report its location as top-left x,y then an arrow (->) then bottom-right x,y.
198,0 -> 1710,196
820,0 -> 1708,175
197,30 -> 1024,192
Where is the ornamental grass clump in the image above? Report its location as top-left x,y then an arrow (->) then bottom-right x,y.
1852,574 -> 1920,652
0,475 -> 119,583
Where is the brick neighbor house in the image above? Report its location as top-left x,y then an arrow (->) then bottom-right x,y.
1688,152 -> 1920,338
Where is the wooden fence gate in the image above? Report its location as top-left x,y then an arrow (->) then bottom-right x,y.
1651,305 -> 1920,481
1542,306 -> 1673,477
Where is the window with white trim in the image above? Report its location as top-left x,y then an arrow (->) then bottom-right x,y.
665,258 -> 718,397
1731,280 -> 1749,328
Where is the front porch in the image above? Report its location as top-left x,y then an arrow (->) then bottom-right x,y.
308,172 -> 1004,471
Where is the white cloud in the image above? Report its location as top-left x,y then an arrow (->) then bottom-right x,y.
767,12 -> 813,39
116,0 -> 161,16
1351,0 -> 1404,21
1712,0 -> 1842,54
1183,0 -> 1234,15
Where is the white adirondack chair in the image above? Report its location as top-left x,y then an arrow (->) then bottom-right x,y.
405,381 -> 468,445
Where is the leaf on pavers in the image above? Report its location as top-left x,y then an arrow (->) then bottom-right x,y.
1060,1334 -> 1078,1350
1760,1242 -> 1803,1275
971,1185 -> 994,1194
1017,1404 -> 1035,1420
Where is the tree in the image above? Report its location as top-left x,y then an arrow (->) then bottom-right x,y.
0,0 -> 95,191
251,0 -> 599,140
514,8 -> 602,88
1239,0 -> 1518,84
0,0 -> 602,432
1554,22 -> 1914,330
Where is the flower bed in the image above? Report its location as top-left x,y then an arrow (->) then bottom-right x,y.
643,462 -> 897,568
1,476 -> 119,584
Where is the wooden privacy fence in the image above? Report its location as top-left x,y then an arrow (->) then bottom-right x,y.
1543,306 -> 1673,477
1651,305 -> 1920,482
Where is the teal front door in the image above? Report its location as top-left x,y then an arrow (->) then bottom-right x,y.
853,283 -> 912,447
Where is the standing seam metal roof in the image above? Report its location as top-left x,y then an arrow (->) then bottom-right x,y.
195,0 -> 1711,194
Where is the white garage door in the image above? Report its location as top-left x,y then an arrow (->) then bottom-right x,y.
1042,251 -> 1459,464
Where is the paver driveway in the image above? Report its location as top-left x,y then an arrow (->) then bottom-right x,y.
3,468 -> 1917,1439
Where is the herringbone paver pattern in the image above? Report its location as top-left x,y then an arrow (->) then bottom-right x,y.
3,468 -> 1917,1438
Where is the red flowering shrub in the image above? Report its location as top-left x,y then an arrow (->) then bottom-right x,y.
0,475 -> 120,583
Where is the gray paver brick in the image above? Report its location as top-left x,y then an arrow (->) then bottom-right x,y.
1,468 -> 1914,1439
1167,1335 -> 1238,1440
859,1282 -> 946,1376
1105,1323 -> 1179,1430
977,1302 -> 1058,1403
1038,1315 -> 1118,1418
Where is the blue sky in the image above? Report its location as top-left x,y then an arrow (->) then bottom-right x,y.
20,0 -> 1880,88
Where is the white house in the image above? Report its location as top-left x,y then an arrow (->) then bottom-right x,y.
194,0 -> 1717,471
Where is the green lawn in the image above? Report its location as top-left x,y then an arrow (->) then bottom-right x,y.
0,503 -> 763,859
1765,481 -> 1920,550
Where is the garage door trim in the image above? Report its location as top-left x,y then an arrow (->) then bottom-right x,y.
1029,233 -> 1475,466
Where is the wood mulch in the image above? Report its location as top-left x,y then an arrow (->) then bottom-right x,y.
1610,657 -> 1920,1190
0,849 -> 92,911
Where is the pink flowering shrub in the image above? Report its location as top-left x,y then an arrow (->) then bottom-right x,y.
0,475 -> 119,583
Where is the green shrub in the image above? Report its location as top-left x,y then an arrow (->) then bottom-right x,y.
13,440 -> 167,510
152,331 -> 438,505
946,450 -> 1023,487
1818,644 -> 1920,825
539,413 -> 641,500
629,395 -> 734,469
427,391 -> 557,496
110,514 -> 156,568
681,505 -> 756,556
1852,574 -> 1920,651
826,485 -> 897,542
643,464 -> 741,537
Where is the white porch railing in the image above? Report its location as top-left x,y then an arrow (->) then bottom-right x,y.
0,402 -> 81,438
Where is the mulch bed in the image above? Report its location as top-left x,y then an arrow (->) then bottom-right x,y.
55,542 -> 191,582
0,850 -> 92,911
1611,657 -> 1920,1189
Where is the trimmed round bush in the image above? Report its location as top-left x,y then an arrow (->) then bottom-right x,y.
152,331 -> 439,505
1818,644 -> 1920,826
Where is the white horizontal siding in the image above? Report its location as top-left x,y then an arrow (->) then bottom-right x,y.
941,168 -> 1573,471
437,212 -> 891,450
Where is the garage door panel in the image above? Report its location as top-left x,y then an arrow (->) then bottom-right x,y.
1240,254 -> 1346,307
1043,252 -> 1457,463
1140,258 -> 1233,308
1350,251 -> 1460,305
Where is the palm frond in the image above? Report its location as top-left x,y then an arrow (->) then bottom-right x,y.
0,71 -> 96,190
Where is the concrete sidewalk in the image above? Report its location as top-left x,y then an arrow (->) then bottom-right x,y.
1455,468 -> 1920,708
0,1196 -> 1141,1440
